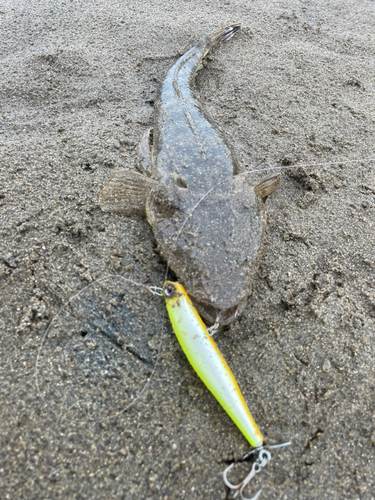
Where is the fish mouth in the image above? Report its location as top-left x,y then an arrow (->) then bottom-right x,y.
190,297 -> 238,326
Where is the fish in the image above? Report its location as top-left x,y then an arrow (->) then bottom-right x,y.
100,24 -> 279,325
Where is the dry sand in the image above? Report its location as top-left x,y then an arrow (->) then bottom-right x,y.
1,1 -> 374,499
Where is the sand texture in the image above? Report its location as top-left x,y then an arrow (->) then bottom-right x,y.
1,1 -> 374,499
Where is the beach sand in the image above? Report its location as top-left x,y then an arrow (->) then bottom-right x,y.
1,1 -> 374,498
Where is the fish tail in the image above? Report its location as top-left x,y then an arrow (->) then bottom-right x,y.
172,24 -> 242,82
207,23 -> 242,49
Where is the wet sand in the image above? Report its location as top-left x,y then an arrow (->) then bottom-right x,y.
1,1 -> 374,499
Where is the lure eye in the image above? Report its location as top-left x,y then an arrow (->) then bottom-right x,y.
164,284 -> 175,297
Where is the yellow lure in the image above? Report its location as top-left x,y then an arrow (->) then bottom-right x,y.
163,281 -> 263,449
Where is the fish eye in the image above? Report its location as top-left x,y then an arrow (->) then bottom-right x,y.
164,284 -> 175,297
176,177 -> 187,189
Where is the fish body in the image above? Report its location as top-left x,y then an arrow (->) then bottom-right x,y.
100,25 -> 279,324
150,27 -> 240,188
163,281 -> 263,448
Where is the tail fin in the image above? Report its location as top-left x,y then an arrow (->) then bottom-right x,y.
207,23 -> 242,49
170,24 -> 242,84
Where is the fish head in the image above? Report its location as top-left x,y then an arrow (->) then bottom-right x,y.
147,175 -> 266,325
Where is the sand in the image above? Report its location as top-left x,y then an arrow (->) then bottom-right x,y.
0,1 -> 374,499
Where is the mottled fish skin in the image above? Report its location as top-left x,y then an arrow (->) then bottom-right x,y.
151,29 -> 241,190
100,24 -> 278,325
146,24 -> 270,324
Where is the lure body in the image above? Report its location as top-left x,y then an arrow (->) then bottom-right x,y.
163,281 -> 263,448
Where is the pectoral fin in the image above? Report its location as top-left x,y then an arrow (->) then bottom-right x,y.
254,172 -> 280,200
99,170 -> 157,216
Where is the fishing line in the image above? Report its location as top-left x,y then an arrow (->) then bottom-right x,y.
35,154 -> 373,425
164,155 -> 375,278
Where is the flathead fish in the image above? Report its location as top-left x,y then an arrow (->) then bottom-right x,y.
100,24 -> 279,324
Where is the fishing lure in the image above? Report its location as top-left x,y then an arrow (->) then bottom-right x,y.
162,281 -> 290,500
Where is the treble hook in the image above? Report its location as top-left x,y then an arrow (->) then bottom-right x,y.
223,442 -> 291,500
223,449 -> 271,500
